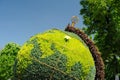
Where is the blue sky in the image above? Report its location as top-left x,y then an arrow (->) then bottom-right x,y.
0,0 -> 84,48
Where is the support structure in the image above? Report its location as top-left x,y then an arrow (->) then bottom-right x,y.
65,25 -> 105,80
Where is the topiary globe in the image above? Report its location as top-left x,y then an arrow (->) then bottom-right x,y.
14,27 -> 104,80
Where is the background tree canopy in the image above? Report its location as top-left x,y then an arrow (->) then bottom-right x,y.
80,0 -> 120,79
0,43 -> 20,80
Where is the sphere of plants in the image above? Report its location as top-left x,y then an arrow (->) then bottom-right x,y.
14,29 -> 96,80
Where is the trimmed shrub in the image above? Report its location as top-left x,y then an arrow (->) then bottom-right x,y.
14,29 -> 96,80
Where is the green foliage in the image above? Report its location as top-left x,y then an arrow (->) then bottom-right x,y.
14,29 -> 96,80
0,42 -> 20,80
80,0 -> 120,79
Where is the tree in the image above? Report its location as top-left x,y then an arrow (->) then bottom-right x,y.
80,0 -> 120,79
0,43 -> 20,80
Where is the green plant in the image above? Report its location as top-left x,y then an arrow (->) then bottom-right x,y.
14,29 -> 96,80
0,43 -> 20,80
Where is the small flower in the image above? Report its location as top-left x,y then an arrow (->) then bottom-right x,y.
64,35 -> 71,42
